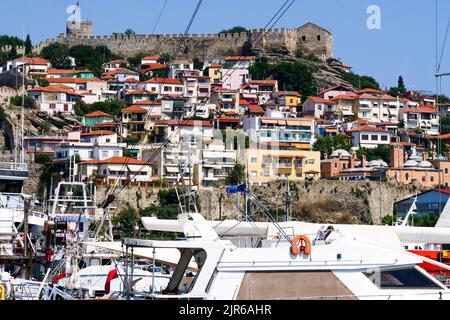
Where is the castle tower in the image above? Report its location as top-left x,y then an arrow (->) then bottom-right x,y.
296,22 -> 333,61
66,2 -> 93,37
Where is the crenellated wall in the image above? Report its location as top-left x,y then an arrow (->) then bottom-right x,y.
33,23 -> 334,60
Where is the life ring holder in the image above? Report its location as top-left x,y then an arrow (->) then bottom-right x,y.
291,235 -> 312,256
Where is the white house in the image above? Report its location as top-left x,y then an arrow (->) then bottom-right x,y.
399,106 -> 440,136
302,96 -> 338,120
348,125 -> 392,149
27,86 -> 82,114
144,78 -> 184,95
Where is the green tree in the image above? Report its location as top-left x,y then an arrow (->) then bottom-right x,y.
24,34 -> 32,55
341,72 -> 380,90
75,99 -> 124,117
10,96 -> 34,108
220,26 -> 248,34
227,164 -> 245,185
41,43 -> 71,69
193,58 -> 203,70
357,145 -> 391,163
440,115 -> 450,135
124,29 -> 136,36
249,60 -> 317,97
313,135 -> 352,159
389,76 -> 407,97
112,204 -> 139,237
37,78 -> 49,87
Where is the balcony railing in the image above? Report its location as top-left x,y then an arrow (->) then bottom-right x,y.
0,162 -> 28,171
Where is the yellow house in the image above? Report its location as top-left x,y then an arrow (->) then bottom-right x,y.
204,64 -> 222,84
272,91 -> 302,115
245,143 -> 321,184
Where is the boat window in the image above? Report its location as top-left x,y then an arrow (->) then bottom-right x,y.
364,268 -> 441,289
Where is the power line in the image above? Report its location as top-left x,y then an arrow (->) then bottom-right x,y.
107,0 -> 297,203
151,0 -> 169,35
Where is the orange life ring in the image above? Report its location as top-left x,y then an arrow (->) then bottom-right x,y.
291,235 -> 312,256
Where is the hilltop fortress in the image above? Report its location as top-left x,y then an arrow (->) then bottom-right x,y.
33,20 -> 333,60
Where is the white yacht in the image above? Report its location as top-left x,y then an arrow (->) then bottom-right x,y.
107,212 -> 450,300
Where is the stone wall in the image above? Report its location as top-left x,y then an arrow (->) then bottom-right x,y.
33,24 -> 334,60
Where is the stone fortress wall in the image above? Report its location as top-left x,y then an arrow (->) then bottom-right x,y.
33,22 -> 334,60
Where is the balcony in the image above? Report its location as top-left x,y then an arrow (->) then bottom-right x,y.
275,162 -> 293,168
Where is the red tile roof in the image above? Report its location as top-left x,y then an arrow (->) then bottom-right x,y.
307,96 -> 336,104
239,99 -> 250,105
126,90 -> 157,96
145,77 -> 183,85
122,106 -> 148,113
47,77 -> 103,84
27,86 -> 82,96
275,91 -> 301,97
84,111 -> 114,118
225,56 -> 256,61
250,80 -> 278,86
157,119 -> 213,127
357,88 -> 386,94
17,56 -> 49,65
140,63 -> 167,74
318,85 -> 354,95
134,100 -> 160,105
348,125 -> 389,133
248,105 -> 265,113
80,130 -> 115,136
80,157 -> 147,165
357,93 -> 396,100
215,115 -> 240,123
48,69 -> 93,75
400,106 -> 438,114
331,94 -> 356,101
142,55 -> 162,61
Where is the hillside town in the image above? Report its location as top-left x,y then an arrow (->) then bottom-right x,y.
0,44 -> 450,191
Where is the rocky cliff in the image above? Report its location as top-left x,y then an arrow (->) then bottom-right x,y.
94,181 -> 424,225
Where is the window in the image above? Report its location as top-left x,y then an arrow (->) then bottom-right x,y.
380,136 -> 388,141
307,159 -> 315,165
317,35 -> 321,41
302,35 -> 306,41
371,135 -> 378,141
364,268 -> 441,289
102,151 -> 108,158
431,176 -> 434,182
164,86 -> 172,92
361,135 -> 369,141
251,157 -> 257,163
250,171 -> 257,177
445,168 -> 449,174
422,176 -> 426,182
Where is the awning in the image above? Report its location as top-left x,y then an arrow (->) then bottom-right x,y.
127,164 -> 150,172
261,119 -> 278,125
203,151 -> 234,158
107,165 -> 127,171
286,120 -> 312,126
165,167 -> 179,173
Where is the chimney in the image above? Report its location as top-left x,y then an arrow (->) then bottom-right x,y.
350,151 -> 356,168
361,154 -> 367,168
324,152 -> 328,160
391,144 -> 404,168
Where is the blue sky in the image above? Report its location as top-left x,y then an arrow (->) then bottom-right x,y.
3,0 -> 450,95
